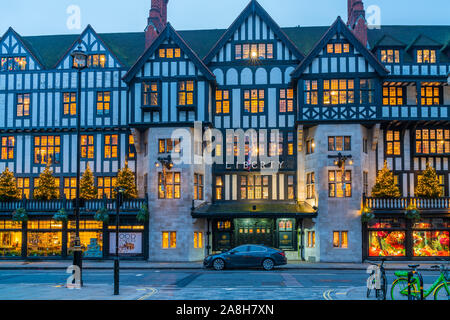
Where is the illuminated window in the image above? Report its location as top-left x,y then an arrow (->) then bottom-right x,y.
240,176 -> 269,200
333,231 -> 348,248
329,170 -> 352,198
1,137 -> 14,160
178,81 -> 195,106
415,129 -> 450,155
104,135 -> 118,159
158,172 -> 181,199
287,175 -> 295,200
34,136 -> 61,164
306,139 -> 315,155
360,79 -> 375,104
307,231 -> 315,248
417,50 -> 436,64
17,178 -> 30,199
143,82 -> 159,107
327,43 -> 350,54
383,86 -> 404,105
194,232 -> 203,249
128,134 -> 136,159
16,93 -> 30,117
1,56 -> 27,71
363,171 -> 369,195
244,89 -> 265,114
287,132 -> 294,156
194,173 -> 204,200
96,91 -> 110,115
304,80 -> 318,105
380,50 -> 400,63
323,79 -> 354,105
269,132 -> 283,157
421,86 -> 441,106
328,136 -> 351,151
162,231 -> 176,249
215,176 -> 223,200
84,54 -> 106,68
215,90 -> 230,114
279,89 -> 294,113
306,172 -> 315,199
386,130 -> 401,156
235,43 -> 273,60
438,175 -> 446,196
159,48 -> 181,59
158,138 -> 181,154
81,135 -> 94,159
97,177 -> 117,199
63,92 -> 77,116
64,177 -> 77,200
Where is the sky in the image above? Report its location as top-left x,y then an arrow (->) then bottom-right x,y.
1,0 -> 449,37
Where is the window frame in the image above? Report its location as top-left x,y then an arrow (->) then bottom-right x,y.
385,130 -> 402,156
16,93 -> 31,118
415,129 -> 450,155
97,176 -> 117,199
243,89 -> 266,114
33,136 -> 61,165
279,88 -> 294,113
177,80 -> 196,107
1,136 -> 15,160
194,173 -> 204,201
328,170 -> 352,198
328,136 -> 351,152
215,89 -> 230,114
323,79 -> 355,105
104,134 -> 118,160
81,135 -> 95,160
142,81 -> 160,108
96,91 -> 111,115
62,92 -> 77,117
333,231 -> 349,248
158,172 -> 181,199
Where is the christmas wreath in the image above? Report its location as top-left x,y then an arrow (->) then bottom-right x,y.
361,207 -> 375,223
94,207 -> 109,223
405,205 -> 421,220
12,207 -> 28,222
53,208 -> 68,222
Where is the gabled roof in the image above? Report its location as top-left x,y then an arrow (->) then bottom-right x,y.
203,0 -> 304,64
123,23 -> 216,83
372,34 -> 406,48
291,17 -> 389,79
1,27 -> 44,69
406,34 -> 443,51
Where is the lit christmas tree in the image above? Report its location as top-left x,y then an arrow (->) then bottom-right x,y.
80,163 -> 97,200
0,167 -> 21,201
33,163 -> 59,200
114,162 -> 138,199
415,163 -> 442,198
371,161 -> 401,198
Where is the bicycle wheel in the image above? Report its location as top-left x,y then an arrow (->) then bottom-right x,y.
434,282 -> 450,300
391,278 -> 417,300
376,274 -> 387,300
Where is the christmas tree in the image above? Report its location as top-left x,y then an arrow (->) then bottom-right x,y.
415,163 -> 442,198
80,163 -> 97,200
33,163 -> 59,200
114,162 -> 138,199
0,167 -> 21,201
371,161 -> 401,198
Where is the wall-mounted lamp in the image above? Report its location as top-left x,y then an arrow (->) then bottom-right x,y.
328,152 -> 353,170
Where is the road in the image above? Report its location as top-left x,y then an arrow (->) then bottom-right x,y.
0,268 -> 443,300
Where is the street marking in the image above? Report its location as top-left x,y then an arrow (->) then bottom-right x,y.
281,273 -> 304,287
323,289 -> 334,300
136,274 -> 143,277
137,288 -> 157,300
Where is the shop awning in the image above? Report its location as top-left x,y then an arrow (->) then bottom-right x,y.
191,202 -> 318,219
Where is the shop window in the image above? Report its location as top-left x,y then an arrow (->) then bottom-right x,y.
386,130 -> 401,156
417,49 -> 436,64
415,129 -> 450,155
194,173 -> 204,200
383,86 -> 404,105
306,172 -> 315,199
215,176 -> 223,200
244,89 -> 265,114
421,86 -> 441,105
178,81 -> 195,106
143,82 -> 159,107
328,136 -> 351,151
1,136 -> 15,160
16,93 -> 30,117
235,43 -> 273,60
279,89 -> 294,113
97,177 -> 117,199
307,231 -> 315,248
304,80 -> 318,105
158,138 -> 181,154
194,232 -> 203,249
158,172 -> 181,199
359,79 -> 375,104
0,231 -> 22,257
81,135 -> 94,159
17,178 -> 30,199
34,136 -> 61,164
68,231 -> 103,257
104,135 -> 118,159
380,50 -> 400,63
333,231 -> 348,248
215,90 -> 230,114
369,231 -> 406,257
63,92 -> 77,116
323,79 -> 354,105
27,232 -> 62,257
96,91 -> 111,115
1,56 -> 27,71
328,170 -> 352,198
162,231 -> 176,249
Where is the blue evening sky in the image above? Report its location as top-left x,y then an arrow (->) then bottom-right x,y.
1,0 -> 449,36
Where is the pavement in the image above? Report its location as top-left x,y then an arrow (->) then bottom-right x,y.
0,259 -> 445,270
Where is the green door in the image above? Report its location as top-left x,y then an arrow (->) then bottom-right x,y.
235,219 -> 273,247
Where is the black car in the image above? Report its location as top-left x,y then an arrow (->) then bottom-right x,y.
203,245 -> 287,271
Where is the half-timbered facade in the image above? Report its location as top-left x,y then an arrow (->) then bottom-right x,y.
0,0 -> 449,261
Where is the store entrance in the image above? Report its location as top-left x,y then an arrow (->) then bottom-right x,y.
235,219 -> 273,247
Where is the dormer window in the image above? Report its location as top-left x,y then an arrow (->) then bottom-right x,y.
235,43 -> 274,60
417,49 -> 436,64
159,48 -> 181,59
73,54 -> 106,68
327,43 -> 350,54
380,50 -> 400,64
1,56 -> 27,71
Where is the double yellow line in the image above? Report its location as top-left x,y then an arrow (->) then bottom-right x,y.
323,289 -> 334,300
137,288 -> 158,300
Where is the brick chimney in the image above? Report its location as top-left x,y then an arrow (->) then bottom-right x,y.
347,0 -> 368,47
145,0 -> 169,49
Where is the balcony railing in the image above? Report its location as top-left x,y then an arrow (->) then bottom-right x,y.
363,196 -> 450,211
0,198 -> 148,214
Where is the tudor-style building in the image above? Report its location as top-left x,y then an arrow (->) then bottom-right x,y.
0,0 -> 449,262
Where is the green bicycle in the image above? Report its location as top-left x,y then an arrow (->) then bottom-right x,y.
391,263 -> 450,300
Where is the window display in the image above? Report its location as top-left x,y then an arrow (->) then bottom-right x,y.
27,232 -> 62,257
0,232 -> 22,257
68,232 -> 103,257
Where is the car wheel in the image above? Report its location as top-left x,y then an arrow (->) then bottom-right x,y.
262,258 -> 274,271
213,258 -> 225,271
